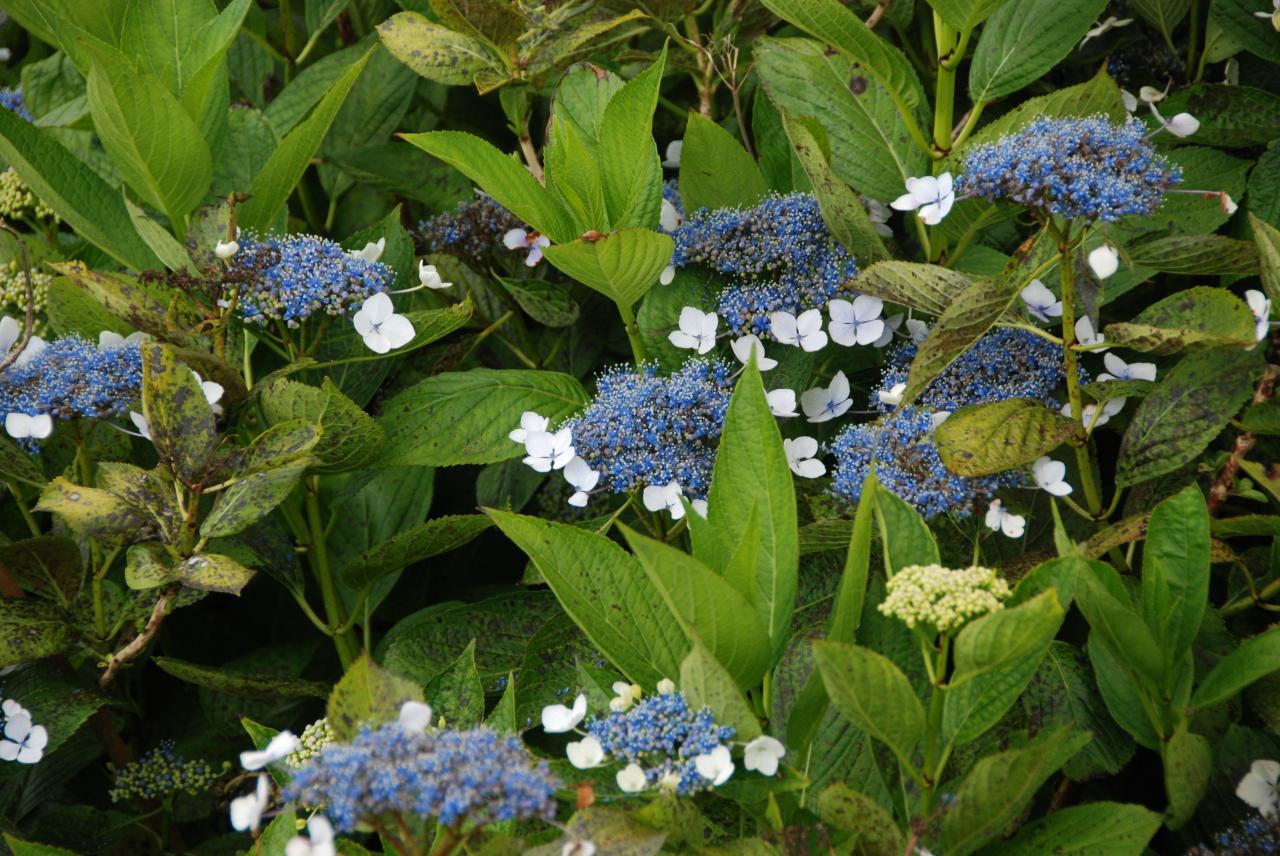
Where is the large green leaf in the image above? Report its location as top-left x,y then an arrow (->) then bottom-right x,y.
341,515 -> 492,591
1192,623 -> 1280,710
542,228 -> 673,310
969,0 -> 1110,103
983,801 -> 1162,855
814,783 -> 904,855
259,377 -> 386,473
621,526 -> 772,690
1104,286 -> 1258,354
926,0 -> 1015,32
86,45 -> 212,228
200,466 -> 304,538
1125,235 -> 1258,276
698,359 -> 799,657
380,369 -> 587,467
1141,486 -> 1210,676
486,510 -> 688,687
378,12 -> 502,86
950,589 -> 1064,686
596,45 -> 666,230
875,485 -> 940,573
936,398 -> 1080,477
1162,725 -> 1212,828
238,46 -> 374,231
678,110 -> 768,212
1075,561 -> 1167,698
1132,0 -> 1192,43
1253,213 -> 1280,305
326,653 -> 424,740
1116,347 -> 1263,486
755,36 -> 927,204
1210,0 -> 1280,65
903,275 -> 1016,406
855,261 -> 973,316
141,343 -> 218,483
0,599 -> 71,667
153,656 -> 329,699
679,643 -> 763,741
813,640 -> 924,768
1156,84 -> 1280,147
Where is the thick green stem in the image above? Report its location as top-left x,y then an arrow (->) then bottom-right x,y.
1187,0 -> 1203,78
305,477 -> 358,666
616,300 -> 647,363
1056,231 -> 1105,516
932,15 -> 958,156
920,636 -> 950,815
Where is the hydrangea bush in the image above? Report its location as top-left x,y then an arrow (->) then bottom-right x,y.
0,1 -> 1277,854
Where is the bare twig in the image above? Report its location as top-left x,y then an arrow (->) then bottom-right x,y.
99,587 -> 177,688
1208,363 -> 1280,516
865,0 -> 892,28
0,222 -> 37,374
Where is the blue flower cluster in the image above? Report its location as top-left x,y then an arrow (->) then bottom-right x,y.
833,328 -> 1072,518
1186,815 -> 1280,855
586,691 -> 734,795
284,722 -> 558,833
956,115 -> 1180,222
0,336 -> 142,440
109,741 -> 227,803
564,359 -> 733,498
670,193 -> 858,338
416,196 -> 522,260
0,87 -> 31,121
872,327 -> 1070,414
231,233 -> 393,325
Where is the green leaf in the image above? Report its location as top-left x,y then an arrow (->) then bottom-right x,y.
326,653 -> 425,740
403,130 -> 577,243
153,656 -> 329,699
381,369 -> 588,467
1133,147 -> 1250,236
259,377 -> 386,473
596,46 -> 666,230
238,46 -> 374,232
0,662 -> 106,764
943,641 -> 1048,746
1249,143 -> 1280,229
525,807 -> 666,856
425,640 -> 485,728
123,193 -> 195,272
497,276 -> 580,327
177,552 -> 256,595
1075,561 -> 1167,697
544,115 -> 606,233
378,12 -> 502,86
1162,726 -> 1212,828
124,542 -> 177,590
935,398 -> 1081,477
855,261 -> 973,317
781,112 -> 890,263
982,801 -> 1162,855
875,485 -> 940,573
814,783 -> 904,856
951,589 -> 1064,686
813,640 -> 924,768
699,358 -> 799,657
1090,634 -> 1162,750
34,477 -> 147,544
0,110 -> 159,270
0,432 -> 48,489
86,45 -> 212,228
940,726 -> 1091,856
428,0 -> 525,50
1116,346 -> 1262,486
1253,213 -> 1280,305
622,526 -> 772,690
141,342 -> 218,483
1141,485 -> 1210,673
1191,623 -> 1280,710
1126,235 -> 1258,275
200,467 -> 304,539
542,228 -> 673,310
3,835 -> 79,856
1131,0 -> 1192,44
0,537 -> 82,603
0,599 -> 70,667
969,0 -> 1110,102
926,0 -> 1015,31
678,111 -> 768,212
1156,84 -> 1280,147
51,262 -> 199,348
340,514 -> 492,591
1104,286 -> 1258,354
486,509 -> 687,687
903,275 -> 1016,407
755,36 -> 928,204
1210,0 -> 1280,64
679,642 -> 762,741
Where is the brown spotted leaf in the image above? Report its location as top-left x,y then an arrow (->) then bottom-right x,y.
141,343 -> 219,484
0,599 -> 71,667
936,398 -> 1083,477
35,477 -> 149,544
1104,286 -> 1257,354
200,466 -> 304,539
903,276 -> 1018,407
177,552 -> 256,595
326,653 -> 424,740
124,542 -> 178,590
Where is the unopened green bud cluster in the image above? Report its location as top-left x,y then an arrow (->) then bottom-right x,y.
0,167 -> 58,224
286,718 -> 334,768
879,564 -> 1010,634
108,740 -> 228,803
0,260 -> 49,323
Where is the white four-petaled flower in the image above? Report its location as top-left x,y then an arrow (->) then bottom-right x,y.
609,681 -> 642,712
348,237 -> 386,263
767,389 -> 799,418
1087,244 -> 1119,280
730,335 -> 777,370
1247,289 -> 1271,342
662,140 -> 683,169
229,773 -> 270,832
1032,456 -> 1073,496
1238,759 -> 1280,817
877,382 -> 906,408
353,292 -> 415,354
1097,352 -> 1156,382
240,730 -> 300,770
509,411 -> 549,444
693,745 -> 734,785
1075,315 -> 1108,351
1020,280 -> 1062,323
285,814 -> 336,856
564,456 -> 599,507
99,330 -> 148,349
566,734 -> 606,769
669,307 -> 719,355
770,309 -> 828,352
617,762 -> 647,792
4,412 -> 51,441
523,428 -> 575,472
418,261 -> 452,289
398,700 -> 433,732
643,480 -> 688,520
541,694 -> 587,733
984,499 -> 1026,539
743,735 -> 786,776
800,371 -> 852,423
890,173 -> 954,225
783,437 -> 825,479
828,296 -> 885,346
503,228 -> 550,267
0,712 -> 45,764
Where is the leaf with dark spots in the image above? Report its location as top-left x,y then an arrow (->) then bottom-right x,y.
177,552 -> 256,595
153,656 -> 330,699
0,598 -> 71,667
0,537 -> 83,603
35,477 -> 149,544
936,398 -> 1082,477
141,343 -> 219,484
1104,286 -> 1257,354
96,462 -> 180,542
52,262 -> 203,348
326,653 -> 424,741
200,466 -> 304,539
425,640 -> 484,728
124,542 -> 178,590
259,377 -> 385,473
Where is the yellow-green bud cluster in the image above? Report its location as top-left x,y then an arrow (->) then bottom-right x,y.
286,717 -> 334,768
0,260 -> 49,322
879,564 -> 1011,634
108,741 -> 229,803
0,168 -> 58,224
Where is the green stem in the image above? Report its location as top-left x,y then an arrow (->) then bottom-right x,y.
304,477 -> 358,666
7,481 -> 40,537
920,635 -> 951,815
616,300 -> 647,363
932,15 -> 959,157
951,100 -> 986,152
1054,227 -> 1104,517
1186,0 -> 1203,78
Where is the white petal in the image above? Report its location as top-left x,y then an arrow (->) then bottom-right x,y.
503,228 -> 529,250
829,371 -> 850,403
855,318 -> 885,346
380,313 -> 416,349
767,388 -> 798,417
566,735 -> 605,769
743,736 -> 785,776
1087,245 -> 1119,279
240,731 -> 299,770
1164,112 -> 1200,137
792,457 -> 826,479
668,330 -> 700,350
398,700 -> 433,732
769,312 -> 799,345
360,292 -> 394,324
890,192 -> 920,212
617,762 -> 648,792
541,694 -> 587,733
1002,513 -> 1026,538
0,315 -> 18,352
659,265 -> 676,285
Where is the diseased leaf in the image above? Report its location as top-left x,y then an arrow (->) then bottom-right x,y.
153,656 -> 329,699
327,653 -> 424,740
378,12 -> 502,87
177,553 -> 256,595
904,276 -> 1017,406
1105,286 -> 1257,354
936,398 -> 1081,477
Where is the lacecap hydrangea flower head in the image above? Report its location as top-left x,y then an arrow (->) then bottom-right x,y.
416,195 -> 523,262
879,564 -> 1011,635
109,740 -> 228,803
955,115 -> 1181,222
670,192 -> 858,339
